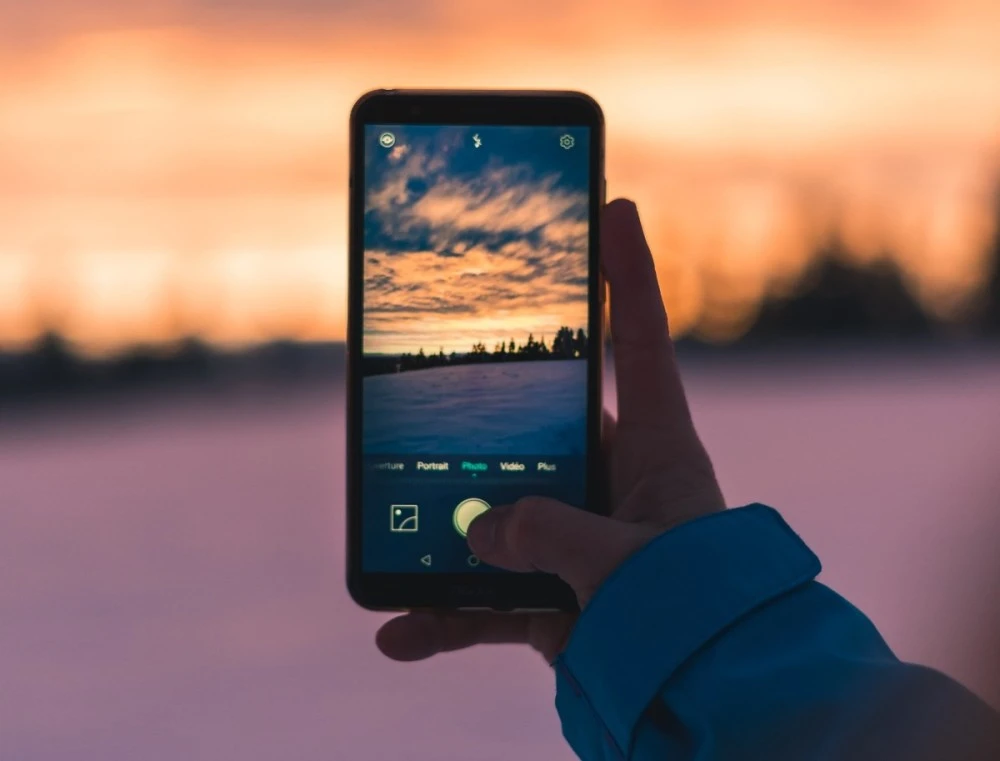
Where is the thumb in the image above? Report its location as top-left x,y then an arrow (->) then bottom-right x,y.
467,497 -> 654,603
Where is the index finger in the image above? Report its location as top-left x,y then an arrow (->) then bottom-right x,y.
600,199 -> 693,433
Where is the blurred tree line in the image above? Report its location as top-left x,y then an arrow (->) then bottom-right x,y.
0,337 -> 345,409
2,190 -> 1000,402
738,196 -> 1000,343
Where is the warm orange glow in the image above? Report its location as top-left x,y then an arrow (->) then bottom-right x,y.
1,1 -> 999,354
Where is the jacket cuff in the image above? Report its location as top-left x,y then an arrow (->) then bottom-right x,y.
555,504 -> 821,757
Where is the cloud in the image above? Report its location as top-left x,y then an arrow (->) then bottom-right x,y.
409,170 -> 584,235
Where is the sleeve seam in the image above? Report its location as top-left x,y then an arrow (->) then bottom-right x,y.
556,659 -> 625,758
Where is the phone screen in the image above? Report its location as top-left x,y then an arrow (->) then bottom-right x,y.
361,124 -> 593,573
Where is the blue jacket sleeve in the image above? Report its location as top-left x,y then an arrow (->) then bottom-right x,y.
552,505 -> 1000,761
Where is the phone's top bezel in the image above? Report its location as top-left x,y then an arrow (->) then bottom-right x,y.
350,88 -> 604,128
347,90 -> 604,612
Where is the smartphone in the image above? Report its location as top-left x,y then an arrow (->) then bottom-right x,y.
347,90 -> 605,611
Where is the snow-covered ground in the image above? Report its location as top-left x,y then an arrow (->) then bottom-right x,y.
363,360 -> 587,454
1,352 -> 999,760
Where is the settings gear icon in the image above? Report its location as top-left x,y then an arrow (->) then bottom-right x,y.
559,134 -> 575,150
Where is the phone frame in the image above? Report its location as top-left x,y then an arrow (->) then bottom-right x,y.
346,89 -> 605,611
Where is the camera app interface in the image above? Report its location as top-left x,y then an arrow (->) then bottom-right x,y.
362,124 -> 591,573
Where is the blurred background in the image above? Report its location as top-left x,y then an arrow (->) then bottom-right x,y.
1,1 -> 999,759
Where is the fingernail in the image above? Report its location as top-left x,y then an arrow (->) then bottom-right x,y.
606,197 -> 639,223
467,507 -> 500,554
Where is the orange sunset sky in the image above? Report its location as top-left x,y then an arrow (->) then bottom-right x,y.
1,0 -> 999,354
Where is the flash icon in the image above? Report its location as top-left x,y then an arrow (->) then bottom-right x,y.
473,133 -> 482,148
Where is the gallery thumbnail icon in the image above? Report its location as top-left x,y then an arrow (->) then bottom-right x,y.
390,504 -> 419,532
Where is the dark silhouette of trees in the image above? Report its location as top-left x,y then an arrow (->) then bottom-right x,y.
1,335 -> 341,403
363,327 -> 589,375
27,332 -> 79,392
519,333 -> 538,357
552,326 -> 575,357
742,243 -> 935,342
551,326 -> 588,358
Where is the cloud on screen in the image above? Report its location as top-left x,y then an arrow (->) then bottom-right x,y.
363,131 -> 589,353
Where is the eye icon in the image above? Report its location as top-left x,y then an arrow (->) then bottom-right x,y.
379,132 -> 396,148
559,134 -> 575,150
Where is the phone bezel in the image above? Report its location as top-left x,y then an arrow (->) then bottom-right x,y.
347,90 -> 605,611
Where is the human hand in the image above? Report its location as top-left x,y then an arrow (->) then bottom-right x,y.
376,198 -> 726,663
